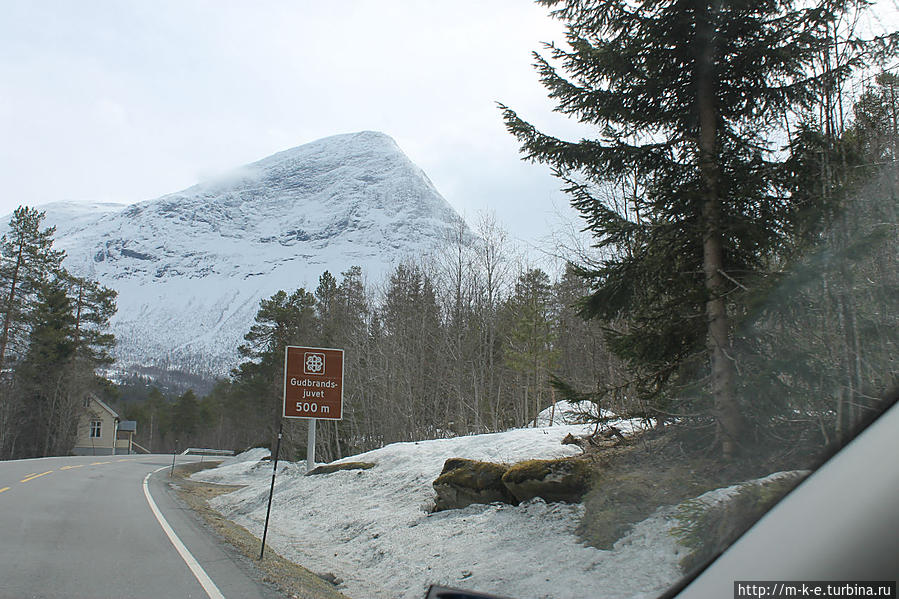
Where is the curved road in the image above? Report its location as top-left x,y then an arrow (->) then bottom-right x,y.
0,454 -> 281,599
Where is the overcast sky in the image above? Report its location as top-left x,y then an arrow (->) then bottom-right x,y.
1,1 -> 896,250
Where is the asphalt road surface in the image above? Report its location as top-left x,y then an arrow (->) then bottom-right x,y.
0,453 -> 282,599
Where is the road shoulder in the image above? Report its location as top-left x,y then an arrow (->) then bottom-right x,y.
167,462 -> 349,599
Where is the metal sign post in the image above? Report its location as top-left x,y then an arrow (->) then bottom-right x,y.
283,345 -> 343,472
307,418 -> 316,471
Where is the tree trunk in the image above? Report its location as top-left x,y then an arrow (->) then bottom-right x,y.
696,8 -> 742,458
0,240 -> 25,374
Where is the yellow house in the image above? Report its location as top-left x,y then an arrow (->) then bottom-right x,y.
73,395 -> 135,456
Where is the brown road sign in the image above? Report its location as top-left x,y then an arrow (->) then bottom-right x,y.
283,346 -> 344,420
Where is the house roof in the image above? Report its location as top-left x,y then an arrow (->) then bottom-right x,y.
90,395 -> 119,419
118,420 -> 137,432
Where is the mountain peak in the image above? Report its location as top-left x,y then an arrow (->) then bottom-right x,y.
255,130 -> 399,166
35,132 -> 464,375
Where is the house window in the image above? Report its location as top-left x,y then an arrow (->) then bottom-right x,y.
90,420 -> 102,438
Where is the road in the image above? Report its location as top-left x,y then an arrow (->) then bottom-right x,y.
0,453 -> 282,599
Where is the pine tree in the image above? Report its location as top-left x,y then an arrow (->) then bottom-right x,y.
63,272 -> 116,367
233,288 -> 318,455
552,265 -> 627,418
501,0 -> 893,456
0,207 -> 66,375
0,209 -> 116,458
237,289 -> 318,365
143,386 -> 168,452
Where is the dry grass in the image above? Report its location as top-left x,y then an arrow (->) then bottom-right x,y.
171,462 -> 351,599
576,426 -> 806,551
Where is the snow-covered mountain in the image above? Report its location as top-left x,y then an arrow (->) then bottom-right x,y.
36,131 -> 463,376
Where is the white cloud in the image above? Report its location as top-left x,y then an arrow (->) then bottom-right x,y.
2,0 -> 895,245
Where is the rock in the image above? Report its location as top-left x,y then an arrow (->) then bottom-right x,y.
316,572 -> 343,586
305,461 -> 376,476
501,458 -> 593,504
432,458 -> 514,511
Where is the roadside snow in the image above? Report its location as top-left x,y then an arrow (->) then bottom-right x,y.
220,447 -> 271,467
192,447 -> 275,485
675,470 -> 810,509
194,415 -> 689,599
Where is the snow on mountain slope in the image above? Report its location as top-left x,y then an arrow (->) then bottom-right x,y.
35,131 -> 464,375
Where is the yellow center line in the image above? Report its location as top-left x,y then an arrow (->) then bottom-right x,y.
60,464 -> 84,470
117,459 -> 131,462
20,471 -> 52,483
90,461 -> 111,465
0,487 -> 10,494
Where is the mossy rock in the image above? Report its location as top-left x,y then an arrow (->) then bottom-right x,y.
432,458 -> 514,511
305,461 -> 376,476
501,458 -> 593,504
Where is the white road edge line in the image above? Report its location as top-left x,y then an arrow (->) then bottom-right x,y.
143,466 -> 226,599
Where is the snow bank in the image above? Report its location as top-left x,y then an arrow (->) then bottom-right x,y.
534,400 -> 601,426
534,401 -> 650,435
221,447 -> 271,466
190,447 -> 298,485
676,470 -> 809,510
196,421 -> 685,599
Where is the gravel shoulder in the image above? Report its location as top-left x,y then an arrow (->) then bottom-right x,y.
171,462 -> 351,599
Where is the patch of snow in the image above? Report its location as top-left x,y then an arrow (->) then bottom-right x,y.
221,447 -> 272,466
196,423 -> 684,599
534,401 -> 651,435
534,400 -> 602,426
676,470 -> 810,510
191,449 -> 306,486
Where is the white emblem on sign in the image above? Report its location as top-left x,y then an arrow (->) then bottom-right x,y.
304,352 -> 325,375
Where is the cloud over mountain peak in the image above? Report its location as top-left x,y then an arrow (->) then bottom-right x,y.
36,131 -> 463,375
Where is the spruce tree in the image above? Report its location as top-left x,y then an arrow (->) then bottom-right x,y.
172,389 -> 201,438
315,271 -> 339,346
381,262 -> 441,440
15,277 -> 77,457
763,74 -> 899,443
501,0 -> 894,456
503,268 -> 557,427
